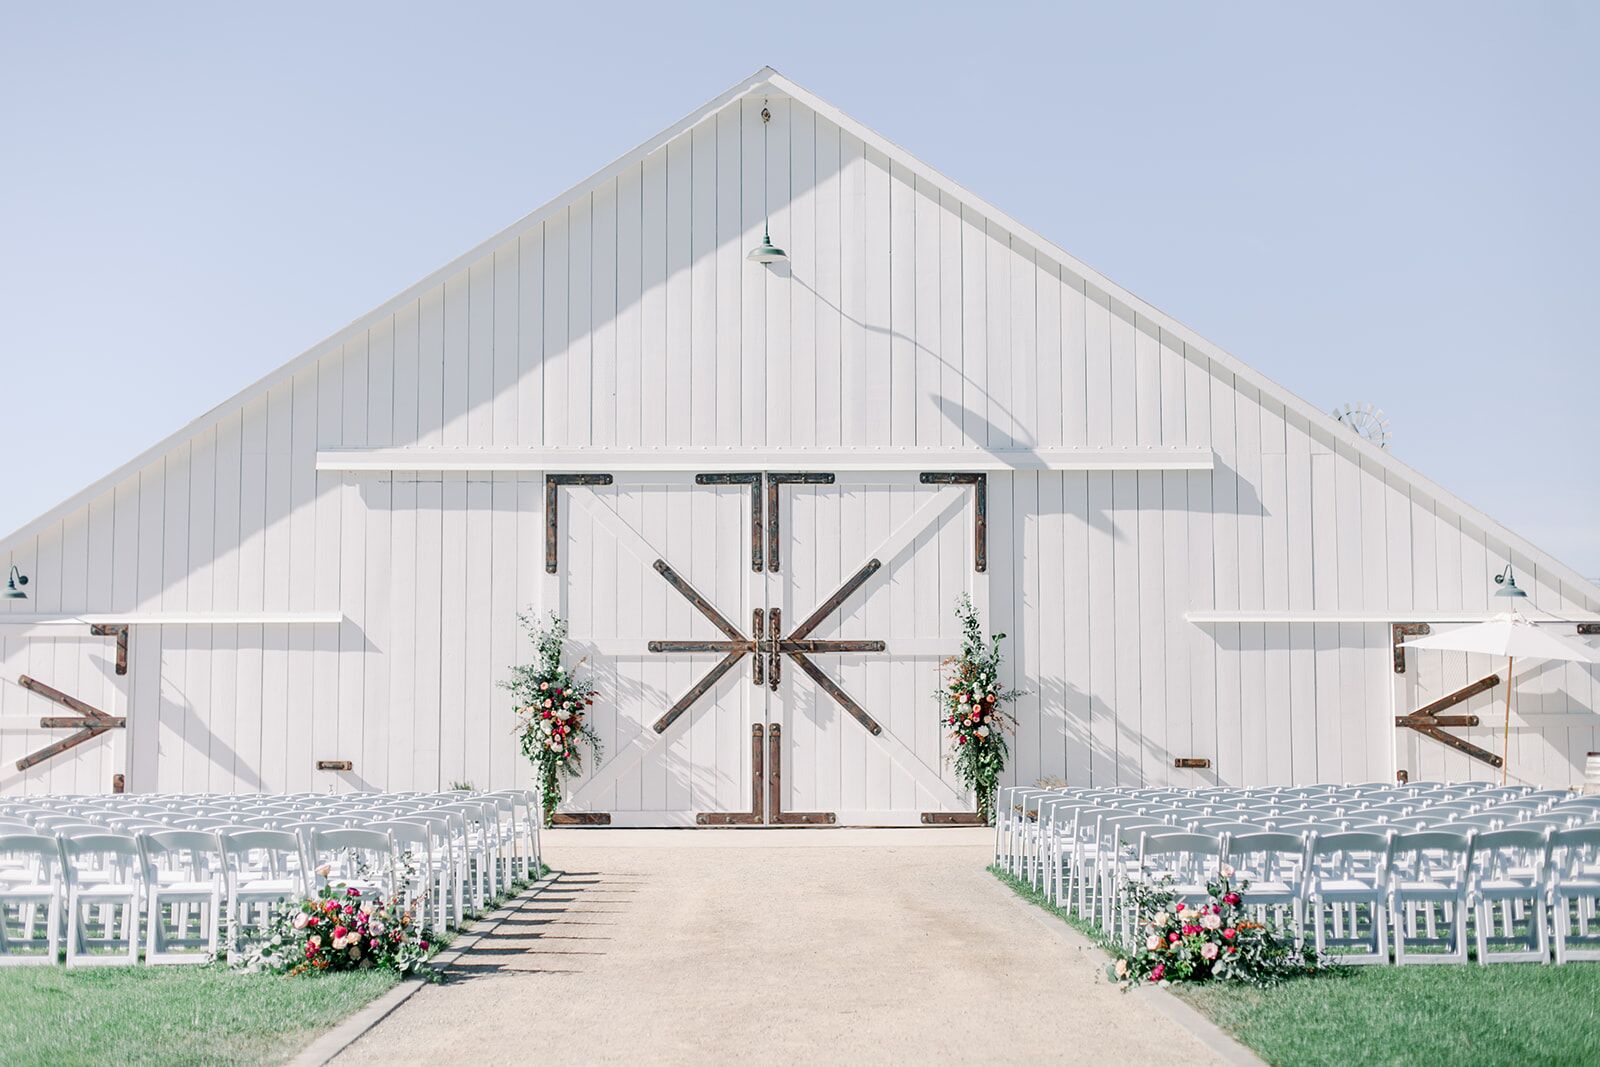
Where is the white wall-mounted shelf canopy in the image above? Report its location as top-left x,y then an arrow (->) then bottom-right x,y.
1186,610 -> 1600,626
0,612 -> 344,637
316,446 -> 1216,474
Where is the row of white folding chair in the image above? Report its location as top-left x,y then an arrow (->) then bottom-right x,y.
1,830 -> 223,967
7,788 -> 541,903
0,825 -> 410,966
1035,792 -> 1600,923
994,783 -> 1539,880
1117,824 -> 1600,965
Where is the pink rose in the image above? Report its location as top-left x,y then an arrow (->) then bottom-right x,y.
1175,903 -> 1185,913
1200,942 -> 1219,960
1150,964 -> 1165,981
1223,893 -> 1241,905
1223,929 -> 1236,940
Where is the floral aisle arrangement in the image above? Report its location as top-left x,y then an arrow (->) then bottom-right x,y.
502,611 -> 603,826
240,881 -> 434,978
938,594 -> 1021,824
1108,868 -> 1319,988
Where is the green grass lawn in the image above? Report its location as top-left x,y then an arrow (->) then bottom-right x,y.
0,965 -> 397,1067
1177,965 -> 1600,1067
0,869 -> 552,1067
989,865 -> 1600,1067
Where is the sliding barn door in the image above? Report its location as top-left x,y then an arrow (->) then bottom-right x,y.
770,473 -> 975,825
554,475 -> 762,825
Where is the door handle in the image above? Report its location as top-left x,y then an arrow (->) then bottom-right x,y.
751,609 -> 764,688
767,607 -> 782,690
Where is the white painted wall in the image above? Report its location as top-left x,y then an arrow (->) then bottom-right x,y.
3,82 -> 1596,803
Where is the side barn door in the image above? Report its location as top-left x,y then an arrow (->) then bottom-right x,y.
770,472 -> 979,825
550,474 -> 762,826
0,625 -> 128,795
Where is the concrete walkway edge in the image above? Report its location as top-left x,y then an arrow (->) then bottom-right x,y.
993,878 -> 1266,1067
289,873 -> 560,1067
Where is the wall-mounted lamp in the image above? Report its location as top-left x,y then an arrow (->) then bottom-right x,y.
747,223 -> 787,264
746,104 -> 787,265
4,565 -> 27,600
1493,564 -> 1528,599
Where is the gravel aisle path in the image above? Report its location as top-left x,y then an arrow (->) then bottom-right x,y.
335,828 -> 1230,1065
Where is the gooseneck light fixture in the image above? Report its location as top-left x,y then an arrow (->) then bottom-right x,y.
746,103 -> 787,265
4,564 -> 28,600
1493,564 -> 1528,600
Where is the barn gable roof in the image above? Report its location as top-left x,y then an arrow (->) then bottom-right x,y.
4,66 -> 1597,608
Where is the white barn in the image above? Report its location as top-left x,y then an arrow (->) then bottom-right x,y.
3,68 -> 1597,824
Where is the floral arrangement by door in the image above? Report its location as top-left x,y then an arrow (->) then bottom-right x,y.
503,612 -> 603,826
938,595 -> 1021,824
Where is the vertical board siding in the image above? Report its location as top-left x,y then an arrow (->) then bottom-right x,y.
4,93 -> 1598,800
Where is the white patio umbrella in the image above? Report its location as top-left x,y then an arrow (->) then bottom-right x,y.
1405,612 -> 1599,783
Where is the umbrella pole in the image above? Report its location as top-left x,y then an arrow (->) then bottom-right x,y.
1501,656 -> 1514,785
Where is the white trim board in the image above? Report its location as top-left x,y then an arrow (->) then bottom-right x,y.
0,612 -> 345,627
315,446 -> 1215,474
1186,610 -> 1600,626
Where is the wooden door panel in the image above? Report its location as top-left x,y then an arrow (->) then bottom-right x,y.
558,478 -> 758,822
774,477 -> 972,824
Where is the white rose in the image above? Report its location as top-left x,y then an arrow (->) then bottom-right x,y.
360,902 -> 375,916
292,912 -> 309,929
556,709 -> 571,720
976,725 -> 990,738
1151,912 -> 1169,928
1146,935 -> 1161,950
369,920 -> 385,936
1220,864 -> 1235,879
1201,913 -> 1222,930
541,720 -> 553,734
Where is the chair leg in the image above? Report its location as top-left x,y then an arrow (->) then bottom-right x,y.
147,893 -> 162,963
1554,893 -> 1570,966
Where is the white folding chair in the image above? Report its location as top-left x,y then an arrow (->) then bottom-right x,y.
436,802 -> 497,912
1303,830 -> 1394,965
58,833 -> 144,967
1551,825 -> 1600,964
139,830 -> 225,965
0,834 -> 65,966
1126,831 -> 1225,945
1469,825 -> 1552,964
308,828 -> 399,902
221,829 -> 308,964
1226,831 -> 1307,946
1388,830 -> 1472,965
374,821 -> 437,931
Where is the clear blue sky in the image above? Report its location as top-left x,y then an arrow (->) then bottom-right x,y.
2,2 -> 1595,579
